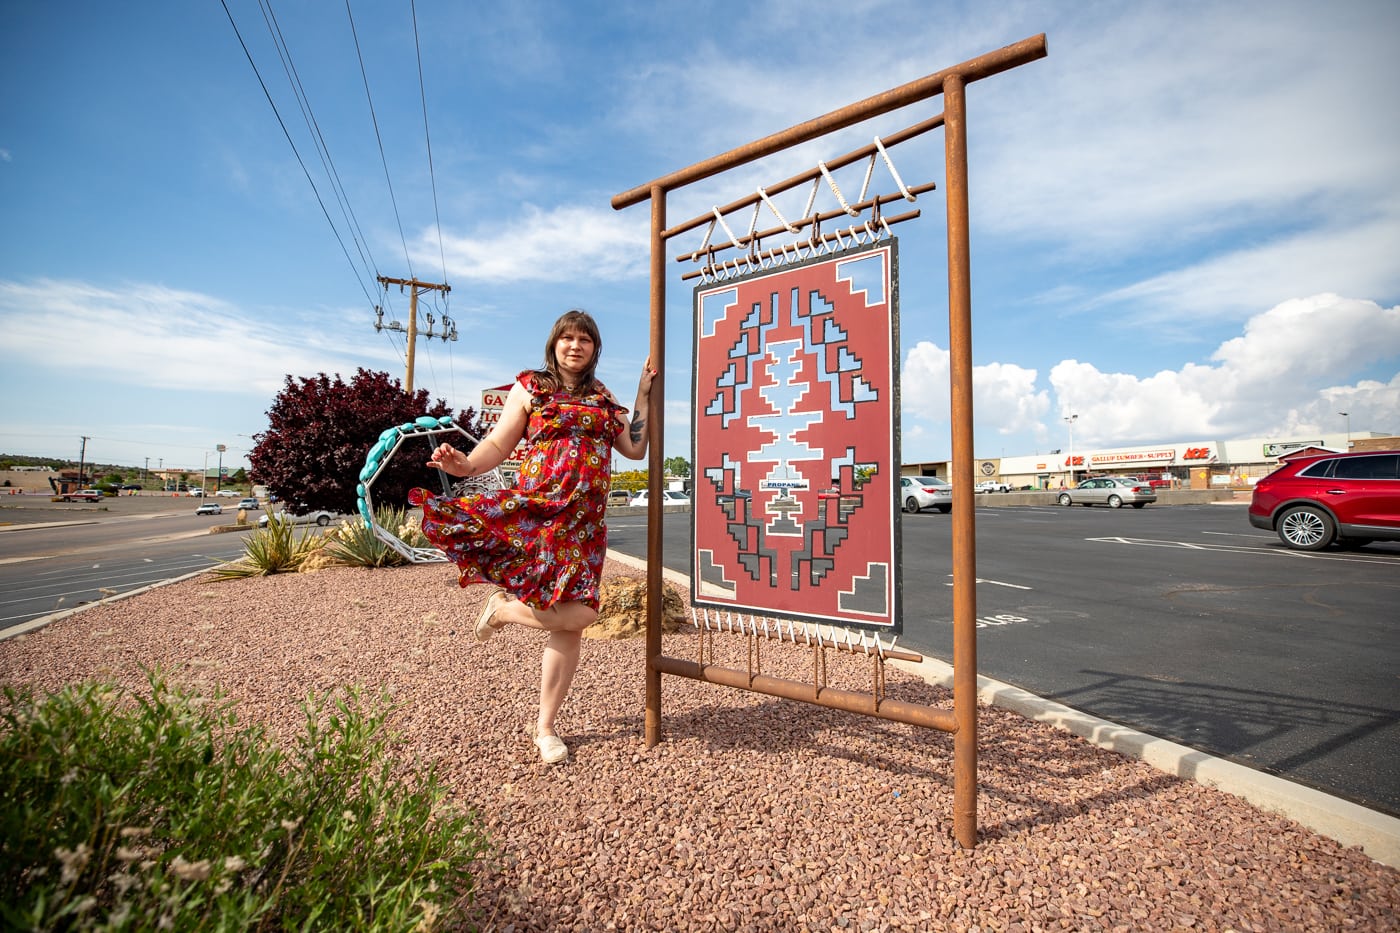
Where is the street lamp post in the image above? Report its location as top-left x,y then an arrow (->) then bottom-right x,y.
216,444 -> 226,493
1064,413 -> 1078,486
1338,411 -> 1350,449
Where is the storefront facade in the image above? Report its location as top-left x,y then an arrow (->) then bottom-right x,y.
904,432 -> 1394,490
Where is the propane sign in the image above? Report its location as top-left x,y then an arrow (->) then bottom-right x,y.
479,384 -> 529,472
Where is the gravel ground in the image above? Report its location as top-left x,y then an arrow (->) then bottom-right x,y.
2,560 -> 1396,932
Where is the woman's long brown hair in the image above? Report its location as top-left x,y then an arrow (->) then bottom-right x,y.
535,308 -> 602,395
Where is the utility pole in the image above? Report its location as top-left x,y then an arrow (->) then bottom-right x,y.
77,435 -> 90,486
375,276 -> 455,394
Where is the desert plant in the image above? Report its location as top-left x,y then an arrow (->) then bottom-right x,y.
0,671 -> 490,931
210,513 -> 326,579
322,505 -> 425,568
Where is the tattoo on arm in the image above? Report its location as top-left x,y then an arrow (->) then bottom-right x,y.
629,414 -> 647,445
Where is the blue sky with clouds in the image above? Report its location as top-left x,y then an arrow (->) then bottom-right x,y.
2,0 -> 1397,476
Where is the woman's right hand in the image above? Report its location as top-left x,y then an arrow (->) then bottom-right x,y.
426,443 -> 471,477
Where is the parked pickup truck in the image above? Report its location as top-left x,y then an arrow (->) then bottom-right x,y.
974,480 -> 1012,493
56,489 -> 103,502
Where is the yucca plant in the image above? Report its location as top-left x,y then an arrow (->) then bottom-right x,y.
211,513 -> 326,579
322,505 -> 424,568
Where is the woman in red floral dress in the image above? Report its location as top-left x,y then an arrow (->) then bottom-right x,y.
410,309 -> 654,763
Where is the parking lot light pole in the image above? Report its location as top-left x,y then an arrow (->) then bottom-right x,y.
1339,411 -> 1350,449
1064,413 -> 1078,485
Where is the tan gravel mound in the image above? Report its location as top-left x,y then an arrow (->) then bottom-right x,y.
587,576 -> 688,640
1,561 -> 1396,931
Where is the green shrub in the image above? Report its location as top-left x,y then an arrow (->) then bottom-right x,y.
0,672 -> 490,931
211,514 -> 326,579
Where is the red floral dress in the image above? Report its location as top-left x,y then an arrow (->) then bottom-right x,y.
409,371 -> 625,611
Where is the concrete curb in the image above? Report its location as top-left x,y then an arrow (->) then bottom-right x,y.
0,567 -> 216,642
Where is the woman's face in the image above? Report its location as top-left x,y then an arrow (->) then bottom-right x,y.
554,327 -> 596,378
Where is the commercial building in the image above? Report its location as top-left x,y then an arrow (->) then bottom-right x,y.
905,431 -> 1397,490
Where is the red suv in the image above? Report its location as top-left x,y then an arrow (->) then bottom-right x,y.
1248,450 -> 1400,550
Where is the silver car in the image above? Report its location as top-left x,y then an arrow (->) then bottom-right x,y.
1056,476 -> 1156,509
900,475 -> 952,513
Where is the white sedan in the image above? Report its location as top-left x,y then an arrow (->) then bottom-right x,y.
900,476 -> 952,513
258,509 -> 337,527
629,490 -> 690,507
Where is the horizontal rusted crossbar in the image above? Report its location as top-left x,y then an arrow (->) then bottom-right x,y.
653,654 -> 957,732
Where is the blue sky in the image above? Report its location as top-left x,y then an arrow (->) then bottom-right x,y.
2,0 -> 1398,477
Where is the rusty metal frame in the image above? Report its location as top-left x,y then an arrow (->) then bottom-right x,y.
611,34 -> 1047,849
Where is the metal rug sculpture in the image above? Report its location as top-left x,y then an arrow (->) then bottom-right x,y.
692,239 -> 901,632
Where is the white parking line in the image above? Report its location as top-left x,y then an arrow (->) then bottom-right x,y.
943,576 -> 1033,589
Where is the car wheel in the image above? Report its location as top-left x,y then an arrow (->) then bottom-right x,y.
1107,495 -> 1123,509
1130,502 -> 1147,509
316,514 -> 331,526
903,496 -> 922,514
1057,493 -> 1072,507
1277,505 -> 1335,550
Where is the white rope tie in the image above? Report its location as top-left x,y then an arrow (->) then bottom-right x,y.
818,161 -> 861,217
859,153 -> 876,203
758,186 -> 800,234
875,136 -> 916,201
802,178 -> 820,221
713,208 -> 745,251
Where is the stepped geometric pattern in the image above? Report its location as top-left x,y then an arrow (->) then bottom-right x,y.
692,241 -> 900,631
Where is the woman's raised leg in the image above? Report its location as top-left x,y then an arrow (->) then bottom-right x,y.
489,597 -> 597,633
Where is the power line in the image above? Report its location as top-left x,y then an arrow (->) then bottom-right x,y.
219,0 -> 378,310
258,0 -> 382,291
346,0 -> 415,279
411,0 -> 449,288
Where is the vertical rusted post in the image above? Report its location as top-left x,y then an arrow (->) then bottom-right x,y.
943,74 -> 979,849
645,185 -> 667,748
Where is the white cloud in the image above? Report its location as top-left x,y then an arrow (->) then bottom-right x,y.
1096,210 -> 1400,322
427,204 -> 649,284
0,279 -> 405,396
902,294 -> 1400,456
901,342 -> 1050,448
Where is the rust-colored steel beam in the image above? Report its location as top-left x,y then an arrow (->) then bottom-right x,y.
943,74 -> 979,851
612,34 -> 1046,210
653,655 -> 958,732
644,186 -> 666,749
664,114 -> 946,242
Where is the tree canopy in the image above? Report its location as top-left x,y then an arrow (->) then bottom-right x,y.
249,369 -> 479,515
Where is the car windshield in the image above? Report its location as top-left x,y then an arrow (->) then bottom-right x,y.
916,477 -> 947,486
